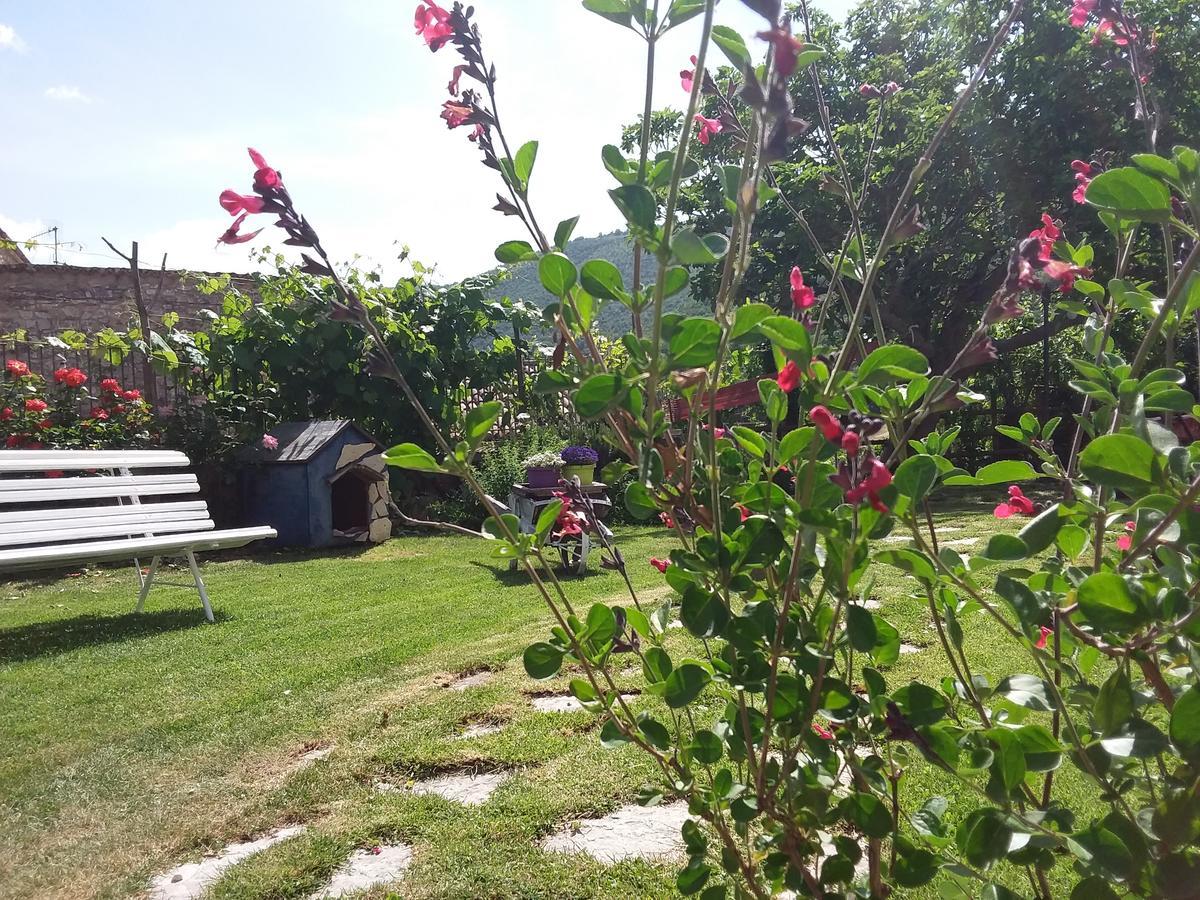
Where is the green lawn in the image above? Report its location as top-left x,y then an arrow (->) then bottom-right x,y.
0,510 -> 1095,899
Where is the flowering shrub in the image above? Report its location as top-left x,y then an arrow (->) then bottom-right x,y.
560,445 -> 600,465
1,362 -> 153,449
213,0 -> 1200,895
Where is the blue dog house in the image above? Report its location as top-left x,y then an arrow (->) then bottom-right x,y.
240,420 -> 393,548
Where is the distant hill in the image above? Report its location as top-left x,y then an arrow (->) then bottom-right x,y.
488,230 -> 708,337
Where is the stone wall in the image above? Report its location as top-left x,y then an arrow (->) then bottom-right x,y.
0,263 -> 257,336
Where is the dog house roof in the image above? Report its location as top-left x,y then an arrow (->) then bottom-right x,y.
245,420 -> 383,464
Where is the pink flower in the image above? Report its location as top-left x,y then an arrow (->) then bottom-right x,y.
414,2 -> 454,51
248,148 -> 282,192
217,212 -> 263,246
468,123 -> 486,142
809,405 -> 842,443
1007,485 -> 1035,515
1069,0 -> 1098,27
859,83 -> 881,99
441,100 -> 473,129
737,504 -> 751,522
681,55 -> 698,93
882,81 -> 902,96
650,557 -> 669,574
694,114 -> 722,146
845,458 -> 893,512
122,389 -> 141,401
841,431 -> 860,455
448,65 -> 467,95
261,434 -> 279,451
99,377 -> 121,394
1035,626 -> 1053,650
994,502 -> 1014,519
776,360 -> 801,392
811,721 -> 834,741
660,512 -> 675,529
5,359 -> 29,377
0,407 -> 11,421
219,190 -> 265,216
790,266 -> 816,309
1116,520 -> 1135,551
1071,159 -> 1094,204
756,27 -> 805,78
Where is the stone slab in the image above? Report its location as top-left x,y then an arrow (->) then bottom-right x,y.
542,802 -> 690,863
312,844 -> 413,898
148,826 -> 305,900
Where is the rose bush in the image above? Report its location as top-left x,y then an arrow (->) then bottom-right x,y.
1,361 -> 153,450
213,0 -> 1200,895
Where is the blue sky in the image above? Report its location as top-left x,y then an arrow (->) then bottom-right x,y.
0,1 -> 850,280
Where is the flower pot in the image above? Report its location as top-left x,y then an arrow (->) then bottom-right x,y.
561,463 -> 595,485
525,465 -> 562,488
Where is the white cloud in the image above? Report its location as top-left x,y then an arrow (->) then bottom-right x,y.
0,23 -> 25,52
44,85 -> 90,103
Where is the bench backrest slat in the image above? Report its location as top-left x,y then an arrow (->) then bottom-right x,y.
0,474 -> 200,505
0,450 -> 213,554
0,450 -> 190,473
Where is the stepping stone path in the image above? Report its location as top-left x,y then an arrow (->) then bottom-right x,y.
541,802 -> 691,863
457,721 -> 505,739
899,643 -> 923,655
148,826 -> 305,900
311,844 -> 413,898
296,745 -> 333,767
448,670 -> 496,691
410,771 -> 512,805
531,693 -> 637,713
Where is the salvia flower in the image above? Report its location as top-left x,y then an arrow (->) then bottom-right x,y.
441,100 -> 473,129
650,557 -> 670,574
844,458 -> 893,513
448,65 -> 466,96
790,266 -> 816,309
1071,159 -> 1095,204
811,721 -> 834,741
809,405 -> 843,443
841,431 -> 860,455
994,485 -> 1035,518
681,55 -> 698,93
1116,520 -> 1135,551
248,147 -> 282,192
1069,0 -> 1098,27
882,81 -> 903,96
414,1 -> 454,51
776,360 -> 801,392
219,190 -> 265,216
694,114 -> 723,146
756,26 -> 805,78
217,212 -> 263,246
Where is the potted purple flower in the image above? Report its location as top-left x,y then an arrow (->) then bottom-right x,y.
560,445 -> 599,485
522,450 -> 564,488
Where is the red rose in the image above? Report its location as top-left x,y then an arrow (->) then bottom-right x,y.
24,398 -> 47,413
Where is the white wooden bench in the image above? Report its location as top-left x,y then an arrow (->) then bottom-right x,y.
0,450 -> 276,622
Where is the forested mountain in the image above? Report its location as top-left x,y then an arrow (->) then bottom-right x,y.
488,230 -> 708,337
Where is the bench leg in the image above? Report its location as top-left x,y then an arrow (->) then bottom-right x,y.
134,556 -> 161,613
185,551 -> 214,623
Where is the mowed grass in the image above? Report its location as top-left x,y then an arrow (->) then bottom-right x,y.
1,506 -> 1100,899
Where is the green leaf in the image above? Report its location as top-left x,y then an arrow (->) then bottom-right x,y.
464,400 -> 503,445
513,140 -> 538,190
730,303 -> 773,339
676,858 -> 711,895
944,460 -> 1038,486
669,317 -> 721,368
841,792 -> 893,838
642,646 -> 673,682
672,228 -> 727,264
794,44 -> 826,69
538,252 -> 577,297
574,373 -> 625,418
600,718 -> 631,748
956,808 -> 1013,869
995,674 -> 1053,711
582,0 -> 632,27
1015,723 -> 1063,772
495,240 -> 537,264
534,500 -> 563,544
663,662 -> 711,708
580,259 -> 626,301
756,316 -> 812,356
893,455 -> 938,505
382,442 -> 444,473
778,427 -> 815,462
982,533 -> 1028,561
523,642 -> 563,679
1095,669 -> 1134,736
609,184 -> 657,235
1077,572 -> 1146,632
1170,685 -> 1200,761
1101,719 -> 1169,758
687,729 -> 724,764
554,215 -> 579,250
986,727 -> 1027,792
1018,503 -> 1062,555
856,345 -> 929,385
730,425 -> 767,459
710,25 -> 751,70
894,683 -> 948,726
846,604 -> 878,652
680,585 -> 729,638
1079,434 -> 1160,494
1085,166 -> 1173,222
819,678 -> 859,721
660,266 -> 689,297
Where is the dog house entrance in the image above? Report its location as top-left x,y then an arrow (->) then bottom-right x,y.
331,467 -> 372,534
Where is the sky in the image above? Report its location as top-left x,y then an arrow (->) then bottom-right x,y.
0,0 -> 851,282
